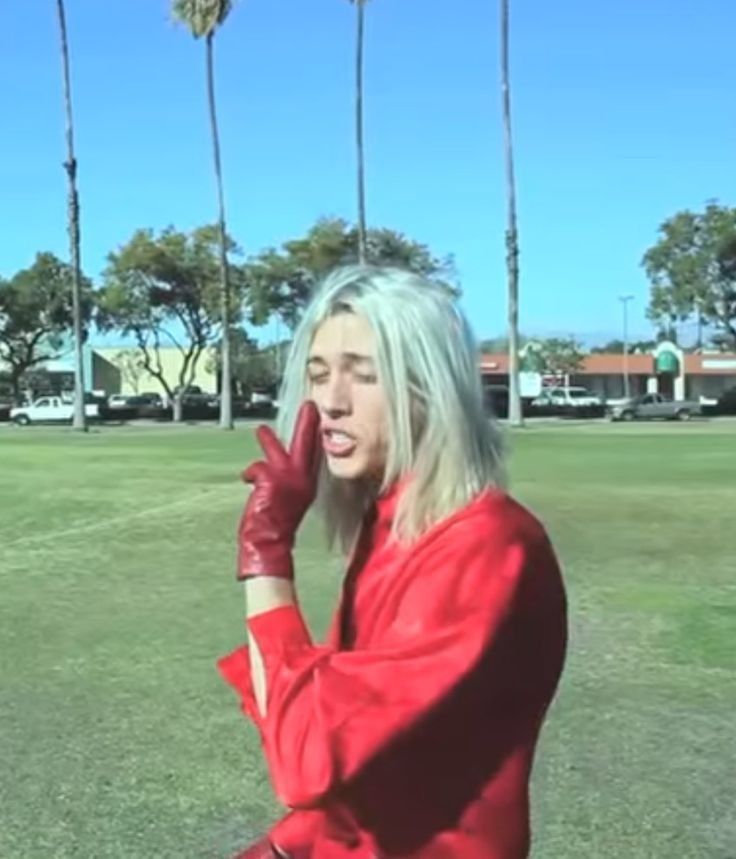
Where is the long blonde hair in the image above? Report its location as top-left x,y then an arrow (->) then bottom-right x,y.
276,265 -> 506,553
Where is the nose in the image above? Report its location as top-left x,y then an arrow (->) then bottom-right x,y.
315,373 -> 352,418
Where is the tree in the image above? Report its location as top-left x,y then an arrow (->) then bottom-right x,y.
500,0 -> 522,427
590,338 -> 658,355
114,349 -> 145,393
349,0 -> 368,263
531,337 -> 585,377
55,0 -> 87,430
643,202 -> 736,349
0,253 -> 93,403
478,333 -> 529,353
98,226 -> 242,422
172,0 -> 237,429
247,217 -> 457,329
206,329 -> 281,398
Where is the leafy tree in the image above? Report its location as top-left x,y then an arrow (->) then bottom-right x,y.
500,0 -> 522,426
528,337 -> 585,376
114,349 -> 145,393
643,202 -> 736,349
479,334 -> 529,353
55,0 -> 87,429
248,217 -> 457,329
0,253 -> 93,403
172,0 -> 237,429
590,338 -> 658,354
98,226 -> 243,421
207,329 -> 282,397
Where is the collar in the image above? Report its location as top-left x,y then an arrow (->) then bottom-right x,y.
374,475 -> 411,526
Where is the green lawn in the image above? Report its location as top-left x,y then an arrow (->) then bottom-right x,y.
1,421 -> 734,858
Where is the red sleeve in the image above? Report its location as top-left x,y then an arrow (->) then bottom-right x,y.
218,514 -> 559,811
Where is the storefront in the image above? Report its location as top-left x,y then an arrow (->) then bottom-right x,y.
480,341 -> 736,404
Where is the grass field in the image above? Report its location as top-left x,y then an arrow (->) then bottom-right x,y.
1,421 -> 735,858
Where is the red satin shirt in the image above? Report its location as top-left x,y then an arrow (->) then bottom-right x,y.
218,487 -> 567,858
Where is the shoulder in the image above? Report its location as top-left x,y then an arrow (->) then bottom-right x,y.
381,490 -> 564,647
403,490 -> 561,606
421,489 -> 551,559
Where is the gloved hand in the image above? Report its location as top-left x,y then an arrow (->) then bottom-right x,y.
237,400 -> 322,580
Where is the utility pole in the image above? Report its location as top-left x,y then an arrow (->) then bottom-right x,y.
57,0 -> 87,432
619,294 -> 634,399
500,0 -> 523,427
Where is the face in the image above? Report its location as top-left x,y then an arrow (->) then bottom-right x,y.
306,312 -> 390,481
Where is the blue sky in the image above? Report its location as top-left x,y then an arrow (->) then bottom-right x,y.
1,0 -> 734,346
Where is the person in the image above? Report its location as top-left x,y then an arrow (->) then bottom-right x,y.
218,266 -> 567,859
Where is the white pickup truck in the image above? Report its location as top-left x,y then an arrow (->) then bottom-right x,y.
10,396 -> 100,426
532,386 -> 603,409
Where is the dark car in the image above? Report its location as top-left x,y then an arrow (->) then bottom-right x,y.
717,387 -> 736,415
482,384 -> 509,419
128,393 -> 163,408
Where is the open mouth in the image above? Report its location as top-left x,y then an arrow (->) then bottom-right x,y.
322,429 -> 357,457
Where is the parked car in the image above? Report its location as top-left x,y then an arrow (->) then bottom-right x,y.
171,386 -> 218,409
607,393 -> 702,422
532,386 -> 604,416
10,396 -> 100,426
482,384 -> 510,418
716,386 -> 736,416
127,393 -> 163,409
533,386 -> 602,408
107,393 -> 131,409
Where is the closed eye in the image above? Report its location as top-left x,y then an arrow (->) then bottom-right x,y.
308,373 -> 329,385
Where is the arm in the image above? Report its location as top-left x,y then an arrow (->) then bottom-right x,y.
221,520 -> 564,811
234,401 -> 321,719
244,578 -> 296,718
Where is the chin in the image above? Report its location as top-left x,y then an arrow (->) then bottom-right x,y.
325,454 -> 373,481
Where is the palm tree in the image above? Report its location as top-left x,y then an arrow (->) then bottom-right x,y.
172,0 -> 235,430
55,0 -> 86,432
350,0 -> 368,264
500,0 -> 523,427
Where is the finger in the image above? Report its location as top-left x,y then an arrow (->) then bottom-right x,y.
241,461 -> 269,485
255,424 -> 290,469
289,400 -> 321,473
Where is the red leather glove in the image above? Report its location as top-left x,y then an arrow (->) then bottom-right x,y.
237,401 -> 322,580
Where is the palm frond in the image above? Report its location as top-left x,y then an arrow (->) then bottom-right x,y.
171,0 -> 233,38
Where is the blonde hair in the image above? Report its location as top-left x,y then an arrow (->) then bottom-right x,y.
276,265 -> 506,553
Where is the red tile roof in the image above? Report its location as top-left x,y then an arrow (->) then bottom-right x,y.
684,353 -> 736,375
575,353 -> 654,375
479,352 -> 736,376
478,354 -> 509,373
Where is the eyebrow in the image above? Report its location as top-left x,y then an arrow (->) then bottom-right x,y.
306,352 -> 376,367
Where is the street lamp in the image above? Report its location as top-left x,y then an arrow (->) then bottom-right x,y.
619,295 -> 634,399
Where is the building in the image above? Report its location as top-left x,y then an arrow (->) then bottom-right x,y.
0,343 -> 219,402
4,340 -> 736,405
480,341 -> 736,403
89,346 -> 219,398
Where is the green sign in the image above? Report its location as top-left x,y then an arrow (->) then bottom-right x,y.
655,350 -> 680,375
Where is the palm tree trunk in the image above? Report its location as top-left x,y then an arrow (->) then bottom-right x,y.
206,32 -> 233,430
56,0 -> 86,432
500,0 -> 523,427
355,0 -> 368,265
